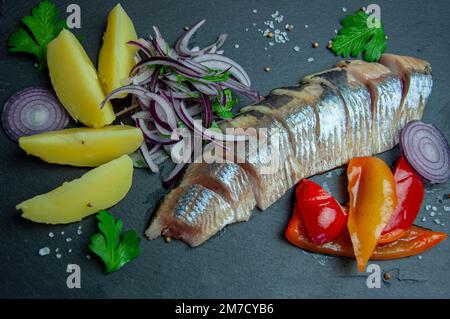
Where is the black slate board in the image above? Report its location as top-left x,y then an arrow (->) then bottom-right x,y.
0,0 -> 449,298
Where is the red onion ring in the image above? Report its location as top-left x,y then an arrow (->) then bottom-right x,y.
400,120 -> 450,184
2,87 -> 69,141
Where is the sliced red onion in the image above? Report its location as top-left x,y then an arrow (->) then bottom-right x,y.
2,87 -> 69,141
101,85 -> 151,108
193,54 -> 251,87
192,82 -> 218,96
140,142 -> 160,173
136,119 -> 178,145
175,19 -> 227,57
127,40 -> 152,57
400,120 -> 450,184
130,57 -> 203,78
131,110 -> 152,121
201,94 -> 213,128
221,79 -> 261,102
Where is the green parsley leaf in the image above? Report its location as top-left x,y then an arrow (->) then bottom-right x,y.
330,10 -> 386,62
202,70 -> 231,82
209,121 -> 222,133
212,88 -> 239,119
89,210 -> 141,274
7,0 -> 67,71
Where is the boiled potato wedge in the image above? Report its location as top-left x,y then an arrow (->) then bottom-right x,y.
19,125 -> 143,167
98,3 -> 138,97
47,29 -> 116,128
16,155 -> 133,224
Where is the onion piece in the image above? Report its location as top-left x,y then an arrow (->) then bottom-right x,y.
400,120 -> 450,184
140,142 -> 160,173
2,87 -> 69,141
175,19 -> 227,57
193,54 -> 251,87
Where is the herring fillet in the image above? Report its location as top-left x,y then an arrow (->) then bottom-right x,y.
145,54 -> 433,247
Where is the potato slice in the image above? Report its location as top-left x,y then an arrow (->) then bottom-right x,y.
47,29 -> 116,128
19,125 -> 143,167
16,155 -> 133,224
98,4 -> 138,97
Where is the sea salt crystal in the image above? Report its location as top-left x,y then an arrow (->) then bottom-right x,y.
293,46 -> 300,52
234,44 -> 240,49
77,229 -> 82,235
430,212 -> 436,217
48,232 -> 54,238
55,248 -> 60,253
342,7 -> 347,12
444,206 -> 450,212
418,255 -> 423,260
56,254 -> 62,259
271,10 -> 279,18
305,24 -> 309,28
434,218 -> 441,225
269,42 -> 274,46
61,231 -> 65,235
86,254 -> 91,260
66,237 -> 72,242
38,247 -> 50,256
245,28 -> 249,32
425,205 -> 431,210
252,9 -> 258,14
432,206 -> 437,211
307,57 -> 315,62
334,29 -> 338,34
422,216 -> 427,222
253,23 -> 257,27
68,249 -> 72,253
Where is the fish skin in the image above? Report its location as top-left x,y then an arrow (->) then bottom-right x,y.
181,161 -> 256,221
146,54 -> 433,247
145,184 -> 237,247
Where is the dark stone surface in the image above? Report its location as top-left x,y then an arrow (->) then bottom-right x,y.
0,0 -> 449,298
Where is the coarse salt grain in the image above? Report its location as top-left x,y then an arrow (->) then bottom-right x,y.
252,9 -> 258,14
293,46 -> 300,52
269,42 -> 274,46
48,232 -> 54,238
422,216 -> 427,222
305,24 -> 309,28
444,206 -> 450,212
68,249 -> 72,253
61,231 -> 65,235
425,205 -> 431,210
77,229 -> 82,235
432,206 -> 437,211
307,57 -> 315,62
55,248 -> 60,252
56,254 -> 62,259
38,247 -> 50,256
434,218 -> 441,225
418,255 -> 422,260
342,7 -> 347,12
234,44 -> 240,49
430,212 -> 436,217
86,254 -> 91,260
66,237 -> 72,242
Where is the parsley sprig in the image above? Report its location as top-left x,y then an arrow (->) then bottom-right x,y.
330,10 -> 387,62
89,210 -> 141,274
212,89 -> 238,119
7,0 -> 67,71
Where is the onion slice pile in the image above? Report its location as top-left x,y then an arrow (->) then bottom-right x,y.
103,20 -> 259,187
2,87 -> 69,141
400,120 -> 450,184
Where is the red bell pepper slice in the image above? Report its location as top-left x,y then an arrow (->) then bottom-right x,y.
295,179 -> 348,244
379,156 -> 425,243
286,205 -> 447,260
